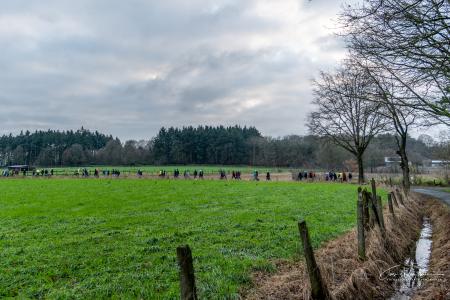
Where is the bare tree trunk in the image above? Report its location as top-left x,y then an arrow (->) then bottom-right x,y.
357,153 -> 365,184
397,135 -> 411,192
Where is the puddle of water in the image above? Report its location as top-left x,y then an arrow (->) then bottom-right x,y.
390,217 -> 432,300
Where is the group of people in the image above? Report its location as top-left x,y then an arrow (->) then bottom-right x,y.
158,169 -> 206,179
1,168 -> 55,177
251,170 -> 271,181
74,168 -> 122,177
325,171 -> 352,182
231,170 -> 242,180
1,167 -> 353,183
294,171 -> 353,183
296,171 -> 316,181
156,169 -> 270,181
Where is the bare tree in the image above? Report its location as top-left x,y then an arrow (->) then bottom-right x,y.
361,63 -> 420,191
308,61 -> 387,183
341,0 -> 450,124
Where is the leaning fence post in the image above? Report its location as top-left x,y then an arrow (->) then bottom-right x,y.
367,193 -> 384,233
387,193 -> 395,220
391,192 -> 399,207
176,245 -> 198,300
395,189 -> 405,206
376,195 -> 385,231
357,189 -> 366,260
298,220 -> 331,300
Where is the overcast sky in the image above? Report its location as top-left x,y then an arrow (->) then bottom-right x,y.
1,0 -> 353,140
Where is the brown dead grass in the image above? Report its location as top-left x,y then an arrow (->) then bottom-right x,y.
413,197 -> 450,300
244,192 -> 423,300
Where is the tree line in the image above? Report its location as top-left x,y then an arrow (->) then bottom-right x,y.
308,0 -> 449,189
0,126 -> 448,170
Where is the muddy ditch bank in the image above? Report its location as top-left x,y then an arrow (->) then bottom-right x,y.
243,192 -> 449,299
412,196 -> 450,300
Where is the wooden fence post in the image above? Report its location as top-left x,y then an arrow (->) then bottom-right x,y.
395,189 -> 405,206
367,193 -> 384,233
387,193 -> 395,219
357,190 -> 366,260
176,245 -> 198,300
376,195 -> 385,231
364,190 -> 375,228
362,189 -> 370,230
298,220 -> 331,300
371,178 -> 377,200
391,192 -> 399,207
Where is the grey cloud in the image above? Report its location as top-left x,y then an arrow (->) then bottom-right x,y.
0,0 -> 349,140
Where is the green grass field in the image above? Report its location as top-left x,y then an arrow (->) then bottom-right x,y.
0,179 -> 360,299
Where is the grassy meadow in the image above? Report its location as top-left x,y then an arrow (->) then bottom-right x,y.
0,179 -> 360,299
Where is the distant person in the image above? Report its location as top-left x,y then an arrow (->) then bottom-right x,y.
199,170 -> 204,179
193,169 -> 198,179
266,172 -> 271,181
342,172 -> 347,182
348,173 -> 353,182
50,169 -> 54,176
253,170 -> 259,181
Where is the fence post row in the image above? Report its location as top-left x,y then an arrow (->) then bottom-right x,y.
176,245 -> 198,300
298,220 -> 331,300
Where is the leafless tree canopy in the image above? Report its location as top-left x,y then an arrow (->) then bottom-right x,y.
308,62 -> 387,182
341,0 -> 450,124
362,64 -> 420,190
